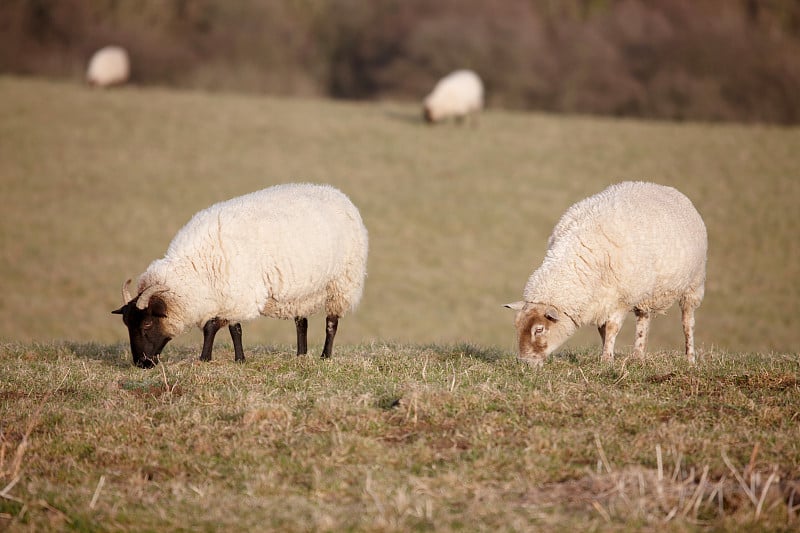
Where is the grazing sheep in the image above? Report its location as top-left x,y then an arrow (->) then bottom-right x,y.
423,69 -> 484,124
113,183 -> 368,368
505,181 -> 707,365
86,46 -> 130,87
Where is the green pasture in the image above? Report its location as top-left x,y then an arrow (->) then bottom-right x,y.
1,76 -> 798,356
1,77 -> 799,530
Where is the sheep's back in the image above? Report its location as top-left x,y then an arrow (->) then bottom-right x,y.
425,70 -> 484,115
532,181 -> 707,315
166,184 -> 367,319
87,46 -> 130,86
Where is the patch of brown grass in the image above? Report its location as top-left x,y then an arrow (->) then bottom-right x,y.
526,460 -> 793,527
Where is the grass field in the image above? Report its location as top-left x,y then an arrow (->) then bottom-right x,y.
1,76 -> 799,530
1,76 -> 799,353
2,343 -> 799,530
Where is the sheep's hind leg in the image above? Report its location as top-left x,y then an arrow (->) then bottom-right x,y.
229,323 -> 245,363
200,317 -> 225,362
633,308 -> 651,359
321,315 -> 339,359
680,298 -> 697,364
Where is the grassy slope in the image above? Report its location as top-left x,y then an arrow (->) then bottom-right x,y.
1,76 -> 799,354
1,77 -> 799,530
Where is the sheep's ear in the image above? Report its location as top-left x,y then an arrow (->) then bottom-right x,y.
111,305 -> 126,315
544,307 -> 559,322
503,301 -> 525,311
149,296 -> 168,318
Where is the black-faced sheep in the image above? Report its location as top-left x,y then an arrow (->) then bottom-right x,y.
113,183 -> 368,368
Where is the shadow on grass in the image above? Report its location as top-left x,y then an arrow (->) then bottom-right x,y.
551,351 -> 581,364
246,344 -> 298,358
424,342 -> 509,363
63,342 -> 132,368
64,341 -> 293,369
383,109 -> 425,126
64,341 -> 196,369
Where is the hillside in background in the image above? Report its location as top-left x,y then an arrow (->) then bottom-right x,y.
2,0 -> 800,124
1,76 -> 798,354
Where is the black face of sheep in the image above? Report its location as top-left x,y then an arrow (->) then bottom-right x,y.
112,296 -> 171,368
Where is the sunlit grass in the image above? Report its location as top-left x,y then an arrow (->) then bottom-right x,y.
1,76 -> 799,530
1,76 -> 798,354
1,342 -> 799,530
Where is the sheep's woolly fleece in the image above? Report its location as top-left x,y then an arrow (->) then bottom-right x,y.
524,181 -> 707,327
86,46 -> 130,87
423,69 -> 484,122
137,183 -> 368,338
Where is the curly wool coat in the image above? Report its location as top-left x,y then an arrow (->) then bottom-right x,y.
423,69 -> 484,123
508,181 -> 707,364
87,46 -> 130,87
137,183 -> 368,340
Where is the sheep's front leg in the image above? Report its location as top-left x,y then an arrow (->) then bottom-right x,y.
321,315 -> 339,359
295,317 -> 308,356
633,308 -> 651,359
229,323 -> 245,363
200,317 -> 225,362
600,311 -> 626,362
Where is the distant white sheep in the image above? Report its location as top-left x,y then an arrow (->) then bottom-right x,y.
86,46 -> 130,87
505,181 -> 707,365
113,183 -> 369,367
423,69 -> 484,123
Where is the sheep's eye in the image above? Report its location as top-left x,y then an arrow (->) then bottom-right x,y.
142,318 -> 154,330
533,325 -> 545,335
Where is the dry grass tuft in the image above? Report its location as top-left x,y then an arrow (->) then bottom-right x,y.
527,449 -> 794,527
